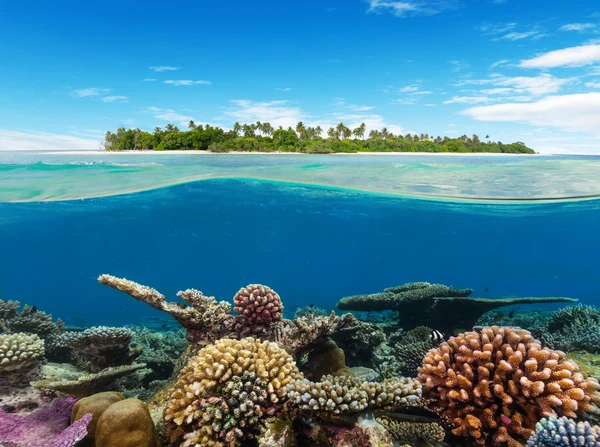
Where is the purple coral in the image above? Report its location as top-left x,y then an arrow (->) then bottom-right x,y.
0,397 -> 90,447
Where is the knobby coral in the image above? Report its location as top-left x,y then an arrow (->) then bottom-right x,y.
286,375 -> 422,415
164,337 -> 301,446
418,326 -> 600,446
0,332 -> 45,376
525,415 -> 600,447
377,417 -> 446,444
233,285 -> 283,325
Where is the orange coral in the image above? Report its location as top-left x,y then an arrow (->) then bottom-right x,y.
417,326 -> 600,446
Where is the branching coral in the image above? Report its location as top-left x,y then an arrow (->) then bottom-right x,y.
377,417 -> 446,445
6,304 -> 64,338
525,415 -> 600,447
32,363 -> 147,397
337,282 -> 577,333
131,326 -> 188,383
418,326 -> 600,446
544,305 -> 600,354
294,306 -> 329,320
0,332 -> 45,375
61,326 -> 140,372
164,337 -> 301,447
391,326 -> 440,378
98,275 -> 233,342
286,375 -> 422,415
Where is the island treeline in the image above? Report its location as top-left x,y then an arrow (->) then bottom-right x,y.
103,121 -> 535,154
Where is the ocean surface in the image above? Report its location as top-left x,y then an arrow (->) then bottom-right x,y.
1,151 -> 600,326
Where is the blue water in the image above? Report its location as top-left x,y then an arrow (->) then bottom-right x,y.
1,178 -> 599,326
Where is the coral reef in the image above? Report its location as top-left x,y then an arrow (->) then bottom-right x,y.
72,391 -> 125,447
286,374 -> 422,415
418,326 -> 600,446
0,396 -> 91,447
233,284 -> 283,325
337,282 -> 577,333
377,416 -> 446,445
163,337 -> 301,446
61,326 -> 140,372
542,305 -> 600,354
525,415 -> 600,447
131,327 -> 188,385
0,332 -> 45,387
32,363 -> 147,397
95,398 -> 158,447
98,275 -> 232,343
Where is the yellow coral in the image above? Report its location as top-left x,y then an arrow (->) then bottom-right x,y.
0,332 -> 44,372
164,337 -> 301,447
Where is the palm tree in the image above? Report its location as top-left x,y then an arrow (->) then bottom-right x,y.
256,121 -> 263,136
233,122 -> 241,137
263,122 -> 274,137
381,128 -> 390,139
353,122 -> 366,140
242,124 -> 255,138
188,120 -> 196,130
327,127 -> 337,139
315,126 -> 323,137
369,129 -> 381,139
153,127 -> 162,136
296,121 -> 306,139
485,134 -> 490,143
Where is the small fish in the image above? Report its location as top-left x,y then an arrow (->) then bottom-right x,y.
508,311 -> 515,318
308,304 -> 314,308
31,306 -> 37,313
484,287 -> 488,292
160,324 -> 168,330
429,329 -> 445,343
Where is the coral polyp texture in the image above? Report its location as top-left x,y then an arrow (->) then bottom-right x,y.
336,281 -> 577,333
376,417 -> 446,445
163,337 -> 301,447
0,332 -> 45,373
525,415 -> 600,447
286,374 -> 422,415
233,285 -> 283,325
417,326 -> 600,446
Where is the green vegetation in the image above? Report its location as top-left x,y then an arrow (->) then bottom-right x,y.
104,121 -> 536,154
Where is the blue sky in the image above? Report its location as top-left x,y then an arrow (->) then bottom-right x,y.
1,0 -> 600,153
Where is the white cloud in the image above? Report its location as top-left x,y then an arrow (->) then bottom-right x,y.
225,100 -> 303,129
520,44 -> 600,68
71,87 -> 111,98
497,30 -> 545,41
449,60 -> 470,72
148,66 -> 179,72
444,96 -> 493,104
409,91 -> 432,95
102,95 -> 128,103
458,74 -> 572,96
560,23 -> 596,32
479,22 -> 517,34
366,0 -> 455,17
164,80 -> 211,86
275,87 -> 293,91
586,81 -> 600,88
147,106 -> 195,126
143,78 -> 157,82
490,59 -> 510,69
399,85 -> 420,93
0,130 -> 101,151
462,93 -> 600,134
348,105 -> 375,111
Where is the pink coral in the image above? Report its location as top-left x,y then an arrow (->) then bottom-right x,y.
233,284 -> 283,325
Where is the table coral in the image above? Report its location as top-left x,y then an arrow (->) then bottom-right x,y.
417,326 -> 600,446
525,415 -> 600,447
337,282 -> 577,333
286,374 -> 422,415
163,337 -> 301,447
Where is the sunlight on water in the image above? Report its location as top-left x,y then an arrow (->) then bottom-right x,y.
1,152 -> 600,202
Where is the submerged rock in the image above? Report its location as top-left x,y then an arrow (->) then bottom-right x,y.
95,398 -> 158,447
71,391 -> 125,447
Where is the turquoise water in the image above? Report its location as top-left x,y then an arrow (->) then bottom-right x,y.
1,151 -> 599,326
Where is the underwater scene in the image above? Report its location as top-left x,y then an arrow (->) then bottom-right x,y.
2,152 -> 600,447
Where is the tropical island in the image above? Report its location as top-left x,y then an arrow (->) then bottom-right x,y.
104,121 -> 536,154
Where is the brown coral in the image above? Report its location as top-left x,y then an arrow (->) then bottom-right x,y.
417,326 -> 600,446
163,337 -> 301,447
233,285 -> 283,325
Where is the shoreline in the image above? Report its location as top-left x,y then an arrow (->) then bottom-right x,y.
38,150 -> 543,156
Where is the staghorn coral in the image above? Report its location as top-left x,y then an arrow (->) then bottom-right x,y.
0,332 -> 45,385
98,275 -> 233,342
0,298 -> 20,333
6,305 -> 64,339
286,374 -> 422,415
131,326 -> 188,384
547,305 -> 600,333
544,305 -> 600,354
61,326 -> 140,372
233,284 -> 283,325
0,396 -> 91,447
418,326 -> 600,446
164,337 -> 301,447
377,416 -> 446,444
32,363 -> 147,398
525,415 -> 600,447
337,282 -> 577,334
